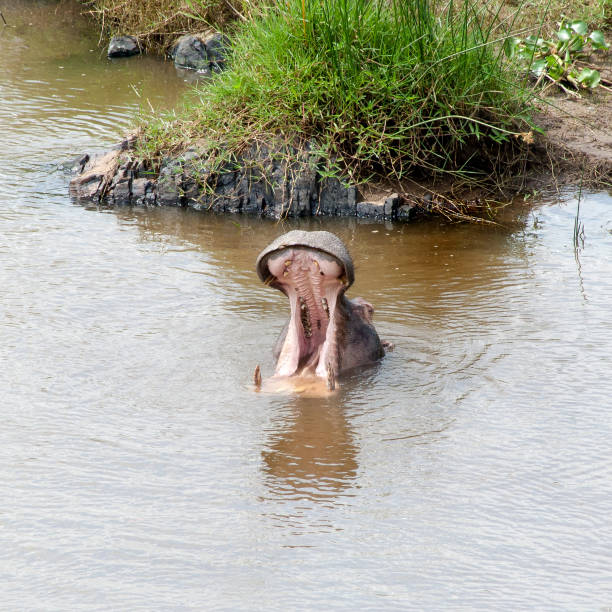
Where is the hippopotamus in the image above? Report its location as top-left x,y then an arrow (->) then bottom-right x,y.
254,230 -> 387,391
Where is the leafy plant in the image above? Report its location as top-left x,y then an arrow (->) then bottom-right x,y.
504,18 -> 610,94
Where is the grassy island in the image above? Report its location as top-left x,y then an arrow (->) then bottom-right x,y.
83,0 -> 611,219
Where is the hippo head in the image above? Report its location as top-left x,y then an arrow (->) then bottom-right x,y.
256,230 -> 357,384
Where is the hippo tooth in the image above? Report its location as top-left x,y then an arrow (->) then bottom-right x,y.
299,296 -> 311,336
326,361 -> 336,391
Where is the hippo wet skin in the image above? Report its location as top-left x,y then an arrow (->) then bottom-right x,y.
255,230 -> 386,390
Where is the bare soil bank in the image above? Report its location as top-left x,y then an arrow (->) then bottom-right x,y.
529,63 -> 612,191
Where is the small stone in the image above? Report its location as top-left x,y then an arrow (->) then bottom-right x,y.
108,36 -> 140,58
112,178 -> 131,206
131,178 -> 153,206
396,204 -> 416,222
356,201 -> 385,219
169,33 -> 229,71
383,193 -> 400,218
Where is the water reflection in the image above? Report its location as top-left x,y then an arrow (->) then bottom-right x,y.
262,398 -> 359,504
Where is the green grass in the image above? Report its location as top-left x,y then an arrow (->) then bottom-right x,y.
137,0 -> 538,185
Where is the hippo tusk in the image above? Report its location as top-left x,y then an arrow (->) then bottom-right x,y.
326,360 -> 336,391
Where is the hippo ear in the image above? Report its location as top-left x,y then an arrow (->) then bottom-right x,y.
255,230 -> 354,288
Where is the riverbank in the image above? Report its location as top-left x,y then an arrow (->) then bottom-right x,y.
70,0 -> 612,221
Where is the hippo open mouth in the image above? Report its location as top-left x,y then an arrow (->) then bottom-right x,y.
256,230 -> 385,392
256,231 -> 354,383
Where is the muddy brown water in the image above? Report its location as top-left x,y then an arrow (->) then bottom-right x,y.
2,2 -> 612,610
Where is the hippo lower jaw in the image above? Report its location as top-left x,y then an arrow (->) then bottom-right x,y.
265,246 -> 347,384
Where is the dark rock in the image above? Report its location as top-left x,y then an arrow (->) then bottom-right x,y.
112,178 -> 131,206
384,193 -> 400,218
109,162 -> 133,205
108,36 -> 140,58
131,178 -> 154,206
170,35 -> 207,70
356,201 -> 385,219
317,177 -> 357,216
70,139 -> 417,223
396,203 -> 416,222
157,159 -> 184,207
169,33 -> 229,71
204,33 -> 229,68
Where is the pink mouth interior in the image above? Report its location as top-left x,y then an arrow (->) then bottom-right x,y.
266,247 -> 346,378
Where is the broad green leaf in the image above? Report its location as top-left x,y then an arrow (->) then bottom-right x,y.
546,55 -> 564,80
503,36 -> 521,58
525,35 -> 546,52
516,47 -> 532,61
589,30 -> 609,50
570,36 -> 584,52
570,20 -> 588,35
577,67 -> 601,88
557,28 -> 572,42
531,58 -> 547,76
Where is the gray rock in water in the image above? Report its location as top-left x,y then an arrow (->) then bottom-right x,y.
204,32 -> 229,68
157,158 -> 184,207
384,193 -> 400,218
169,33 -> 228,71
396,203 -> 416,221
356,201 -> 385,219
108,35 -> 140,58
70,139 -> 416,222
317,177 -> 357,216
